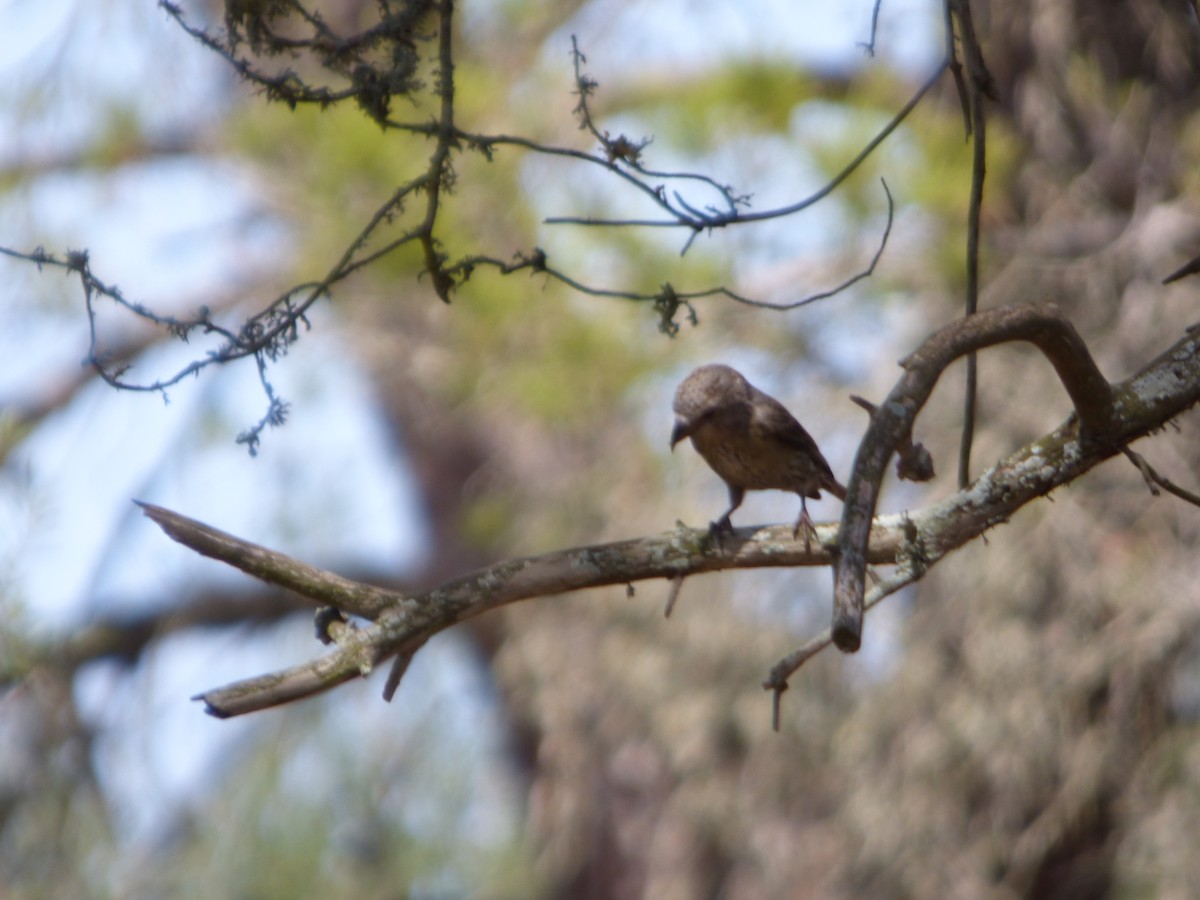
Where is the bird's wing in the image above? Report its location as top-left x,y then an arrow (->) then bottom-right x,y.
751,391 -> 825,457
750,388 -> 843,493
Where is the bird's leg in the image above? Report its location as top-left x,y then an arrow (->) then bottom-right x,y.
792,496 -> 817,553
709,485 -> 744,547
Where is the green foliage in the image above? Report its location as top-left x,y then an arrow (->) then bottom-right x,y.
605,59 -> 821,151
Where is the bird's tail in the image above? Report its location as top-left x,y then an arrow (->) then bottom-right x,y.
826,477 -> 848,502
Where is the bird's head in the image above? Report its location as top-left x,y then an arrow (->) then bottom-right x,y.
670,363 -> 746,450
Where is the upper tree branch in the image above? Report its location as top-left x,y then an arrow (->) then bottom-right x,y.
4,8 -> 945,442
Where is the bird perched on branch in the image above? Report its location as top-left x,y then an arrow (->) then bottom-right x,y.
670,364 -> 846,550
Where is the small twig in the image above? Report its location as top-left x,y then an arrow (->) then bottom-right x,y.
849,393 -> 935,482
729,180 -> 895,310
765,568 -> 902,722
1162,252 -> 1200,284
382,641 -> 426,702
1123,447 -> 1161,495
954,0 -> 993,489
771,683 -> 786,732
314,607 -> 349,644
193,632 -> 383,717
858,0 -> 885,56
545,63 -> 946,231
1122,447 -> 1200,506
663,574 -> 685,617
482,179 -> 895,315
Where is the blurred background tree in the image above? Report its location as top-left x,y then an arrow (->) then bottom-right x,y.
2,1 -> 1199,898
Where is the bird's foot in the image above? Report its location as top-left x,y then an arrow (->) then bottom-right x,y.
792,510 -> 817,553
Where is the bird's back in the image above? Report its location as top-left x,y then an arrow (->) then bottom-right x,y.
687,387 -> 841,498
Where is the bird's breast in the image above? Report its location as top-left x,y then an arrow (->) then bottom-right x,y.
690,422 -> 826,493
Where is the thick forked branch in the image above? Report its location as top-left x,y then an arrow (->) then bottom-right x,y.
830,305 -> 1191,653
139,503 -> 900,717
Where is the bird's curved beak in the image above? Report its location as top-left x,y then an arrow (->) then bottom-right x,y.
670,417 -> 690,450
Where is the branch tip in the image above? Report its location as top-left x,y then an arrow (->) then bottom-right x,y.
770,683 -> 786,732
664,574 -> 685,617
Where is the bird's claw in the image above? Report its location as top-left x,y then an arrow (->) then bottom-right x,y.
707,515 -> 734,549
793,512 -> 817,554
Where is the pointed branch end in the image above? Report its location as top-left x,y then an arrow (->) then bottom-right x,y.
382,652 -> 413,702
664,574 -> 685,617
192,693 -> 232,719
770,682 -> 786,732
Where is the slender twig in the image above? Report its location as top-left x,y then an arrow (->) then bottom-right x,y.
453,178 -> 895,315
664,575 -> 685,618
765,569 -> 901,730
1162,252 -> 1200,284
858,0 -> 885,56
1122,448 -> 1200,506
954,0 -> 993,488
544,63 -> 946,231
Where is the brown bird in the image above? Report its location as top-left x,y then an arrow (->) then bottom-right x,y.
670,364 -> 846,549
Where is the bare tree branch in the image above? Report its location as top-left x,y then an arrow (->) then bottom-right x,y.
138,502 -> 901,717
